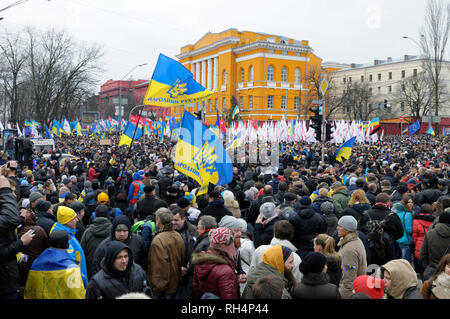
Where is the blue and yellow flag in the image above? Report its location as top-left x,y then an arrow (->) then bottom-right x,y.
232,105 -> 240,120
336,136 -> 356,162
226,131 -> 243,150
426,126 -> 435,136
119,121 -> 143,147
52,118 -> 61,137
290,120 -> 296,136
443,127 -> 448,137
143,54 -> 213,107
24,248 -> 86,299
174,111 -> 233,196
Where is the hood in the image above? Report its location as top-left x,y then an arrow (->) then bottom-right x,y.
270,238 -> 298,252
191,251 -> 230,281
111,215 -> 132,240
90,217 -> 112,238
435,223 -> 450,238
414,213 -> 435,223
103,240 -> 133,278
209,199 -> 225,207
333,187 -> 349,196
295,205 -> 315,219
381,259 -> 418,299
132,172 -> 143,181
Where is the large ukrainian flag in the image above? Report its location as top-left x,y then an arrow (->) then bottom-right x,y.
24,248 -> 86,299
335,136 -> 356,162
143,54 -> 213,107
175,111 -> 233,195
118,121 -> 143,147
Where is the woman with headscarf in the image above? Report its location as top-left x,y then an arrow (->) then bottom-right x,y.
242,244 -> 296,299
85,241 -> 150,299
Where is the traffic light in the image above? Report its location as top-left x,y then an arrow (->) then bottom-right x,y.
383,99 -> 390,108
309,106 -> 322,141
324,122 -> 333,142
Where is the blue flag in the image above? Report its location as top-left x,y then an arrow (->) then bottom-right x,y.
408,120 -> 420,135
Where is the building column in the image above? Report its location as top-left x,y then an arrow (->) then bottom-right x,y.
201,60 -> 207,87
207,59 -> 213,91
195,62 -> 200,83
213,57 -> 218,90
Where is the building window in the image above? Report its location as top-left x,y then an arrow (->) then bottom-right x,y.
413,69 -> 417,77
377,87 -> 381,94
369,74 -> 373,82
223,97 -> 226,109
282,50 -> 287,55
267,66 -> 274,81
401,102 -> 405,111
281,96 -> 287,109
349,77 -> 352,83
369,87 -> 372,94
296,52 -> 301,57
249,96 -> 253,109
378,73 -> 382,81
268,95 -> 274,109
401,84 -> 406,91
240,68 -> 245,83
295,68 -> 301,84
215,99 -> 218,109
343,78 -> 346,84
268,49 -> 274,54
249,66 -> 254,82
239,96 -> 244,108
294,97 -> 300,109
388,86 -> 392,93
281,67 -> 287,82
223,71 -> 227,85
401,70 -> 405,78
361,75 -> 364,82
388,72 -> 392,80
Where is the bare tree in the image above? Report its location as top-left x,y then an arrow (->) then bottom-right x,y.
420,0 -> 450,117
393,71 -> 431,120
340,82 -> 375,121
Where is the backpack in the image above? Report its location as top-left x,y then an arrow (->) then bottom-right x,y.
132,181 -> 145,202
109,207 -> 123,220
364,212 -> 395,263
131,218 -> 157,237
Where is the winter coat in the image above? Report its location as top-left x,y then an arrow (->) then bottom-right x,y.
337,231 -> 367,299
292,272 -> 340,299
250,237 -> 303,284
199,199 -> 232,224
420,222 -> 450,268
332,186 -> 350,217
381,259 -> 423,299
268,178 -> 280,195
148,225 -> 184,296
176,221 -> 198,267
393,203 -> 413,246
35,210 -> 57,236
80,217 -> 112,279
158,175 -> 173,200
360,204 -> 404,241
349,203 -> 371,222
253,215 -> 283,248
311,196 -> 334,214
135,195 -> 168,221
239,237 -> 255,276
17,214 -> 49,286
414,187 -> 443,206
243,261 -> 293,299
92,218 -> 147,275
0,189 -> 25,297
288,204 -> 328,252
412,213 -> 434,260
325,254 -> 342,287
225,199 -> 241,218
420,272 -> 450,299
192,249 -> 238,299
85,242 -> 149,299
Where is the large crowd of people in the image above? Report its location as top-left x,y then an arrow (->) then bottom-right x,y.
1,130 -> 450,300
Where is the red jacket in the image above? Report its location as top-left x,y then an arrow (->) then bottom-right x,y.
88,166 -> 98,182
412,214 -> 434,260
192,250 -> 238,299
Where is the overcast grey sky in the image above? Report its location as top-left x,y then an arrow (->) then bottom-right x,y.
1,0 -> 439,92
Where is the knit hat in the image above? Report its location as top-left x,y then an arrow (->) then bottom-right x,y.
397,184 -> 408,195
299,196 -> 311,206
177,197 -> 190,209
49,230 -> 70,249
29,191 -> 43,203
320,201 -> 335,215
353,275 -> 385,299
144,185 -> 155,194
57,206 -> 77,225
284,192 -> 297,202
299,252 -> 327,274
331,181 -> 344,189
338,215 -> 358,232
63,178 -> 71,185
262,245 -> 292,276
97,192 -> 109,204
184,192 -> 196,204
69,201 -> 85,213
84,181 -> 92,189
237,218 -> 247,233
439,211 -> 450,224
260,202 -> 276,219
209,227 -> 236,259
35,200 -> 51,212
95,204 -> 110,218
21,198 -> 30,209
218,215 -> 242,231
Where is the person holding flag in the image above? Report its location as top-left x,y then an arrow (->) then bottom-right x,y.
335,136 -> 356,162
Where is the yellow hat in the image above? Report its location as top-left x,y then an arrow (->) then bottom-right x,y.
97,192 -> 109,204
57,206 -> 77,225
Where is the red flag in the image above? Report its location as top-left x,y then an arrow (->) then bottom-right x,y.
219,119 -> 227,133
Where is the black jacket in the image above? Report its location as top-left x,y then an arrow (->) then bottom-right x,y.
288,203 -> 328,252
0,188 -> 25,297
360,204 -> 404,240
35,210 -> 57,236
199,199 -> 232,224
135,195 -> 168,221
253,215 -> 283,248
85,241 -> 149,299
414,188 -> 443,206
292,272 -> 340,299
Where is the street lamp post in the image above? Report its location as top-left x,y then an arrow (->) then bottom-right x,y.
119,63 -> 147,129
402,35 -> 433,130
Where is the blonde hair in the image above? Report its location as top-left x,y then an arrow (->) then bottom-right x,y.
314,234 -> 340,263
348,189 -> 370,206
318,188 -> 329,197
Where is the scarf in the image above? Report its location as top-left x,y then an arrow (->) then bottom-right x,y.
375,202 -> 390,209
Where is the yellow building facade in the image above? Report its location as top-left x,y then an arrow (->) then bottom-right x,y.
173,28 -> 323,123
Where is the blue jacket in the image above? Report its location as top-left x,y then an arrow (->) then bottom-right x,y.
393,203 -> 413,246
50,222 -> 88,288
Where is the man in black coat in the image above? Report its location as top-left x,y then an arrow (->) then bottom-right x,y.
158,168 -> 173,200
0,175 -> 35,299
414,176 -> 443,206
288,196 -> 328,259
35,200 -> 57,236
253,202 -> 283,248
135,185 -> 168,221
198,190 -> 232,224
